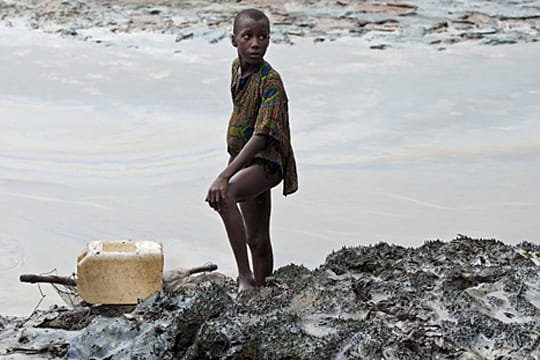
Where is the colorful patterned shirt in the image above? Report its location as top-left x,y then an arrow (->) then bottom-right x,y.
227,58 -> 298,196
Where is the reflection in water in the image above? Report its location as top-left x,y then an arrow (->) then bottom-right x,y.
1,26 -> 539,315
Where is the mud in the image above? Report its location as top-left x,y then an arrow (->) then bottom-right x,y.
1,237 -> 539,359
0,0 -> 539,47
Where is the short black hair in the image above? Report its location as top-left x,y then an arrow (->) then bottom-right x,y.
233,8 -> 270,35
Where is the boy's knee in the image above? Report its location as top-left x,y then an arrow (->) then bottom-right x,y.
215,190 -> 239,219
247,234 -> 271,254
221,186 -> 241,207
223,183 -> 243,204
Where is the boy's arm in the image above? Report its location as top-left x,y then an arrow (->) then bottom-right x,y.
206,135 -> 267,210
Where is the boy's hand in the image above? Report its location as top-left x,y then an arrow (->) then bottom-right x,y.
205,176 -> 229,212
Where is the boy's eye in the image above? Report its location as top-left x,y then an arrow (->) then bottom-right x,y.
259,35 -> 268,40
242,34 -> 251,39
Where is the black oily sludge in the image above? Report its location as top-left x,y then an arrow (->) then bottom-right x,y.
0,237 -> 539,359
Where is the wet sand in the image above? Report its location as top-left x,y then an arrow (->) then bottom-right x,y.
1,2 -> 540,315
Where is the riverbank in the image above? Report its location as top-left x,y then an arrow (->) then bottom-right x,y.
1,0 -> 539,47
1,237 -> 539,359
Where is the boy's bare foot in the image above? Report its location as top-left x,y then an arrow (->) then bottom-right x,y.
237,274 -> 256,292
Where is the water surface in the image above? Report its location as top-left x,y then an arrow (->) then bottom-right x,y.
1,25 -> 539,315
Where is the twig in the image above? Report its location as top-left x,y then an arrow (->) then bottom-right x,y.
20,274 -> 77,287
187,263 -> 218,275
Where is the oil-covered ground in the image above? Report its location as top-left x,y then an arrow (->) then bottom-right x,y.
0,0 -> 539,47
1,237 -> 539,359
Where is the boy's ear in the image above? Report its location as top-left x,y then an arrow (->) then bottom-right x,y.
231,34 -> 237,47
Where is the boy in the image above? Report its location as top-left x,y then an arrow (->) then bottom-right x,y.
205,9 -> 298,291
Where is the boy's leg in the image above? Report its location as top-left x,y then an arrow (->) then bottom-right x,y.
217,192 -> 252,288
217,165 -> 280,289
239,191 -> 273,287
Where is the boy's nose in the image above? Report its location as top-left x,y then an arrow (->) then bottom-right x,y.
250,39 -> 261,48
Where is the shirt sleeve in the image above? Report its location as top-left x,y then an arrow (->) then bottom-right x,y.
254,77 -> 288,142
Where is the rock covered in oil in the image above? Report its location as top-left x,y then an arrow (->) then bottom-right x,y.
1,237 -> 539,359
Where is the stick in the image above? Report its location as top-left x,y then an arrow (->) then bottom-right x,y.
20,264 -> 217,286
19,274 -> 77,287
187,264 -> 218,275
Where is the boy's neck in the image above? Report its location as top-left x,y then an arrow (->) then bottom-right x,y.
239,58 -> 264,76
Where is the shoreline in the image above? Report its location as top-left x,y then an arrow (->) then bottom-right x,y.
1,0 -> 539,48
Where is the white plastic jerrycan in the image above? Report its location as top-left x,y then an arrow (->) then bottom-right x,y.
77,240 -> 163,304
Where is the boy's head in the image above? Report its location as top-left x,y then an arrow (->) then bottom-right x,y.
232,9 -> 270,66
233,9 -> 270,36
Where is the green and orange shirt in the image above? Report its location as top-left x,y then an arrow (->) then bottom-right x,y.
227,58 -> 298,196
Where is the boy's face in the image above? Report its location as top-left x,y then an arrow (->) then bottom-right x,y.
232,16 -> 270,66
